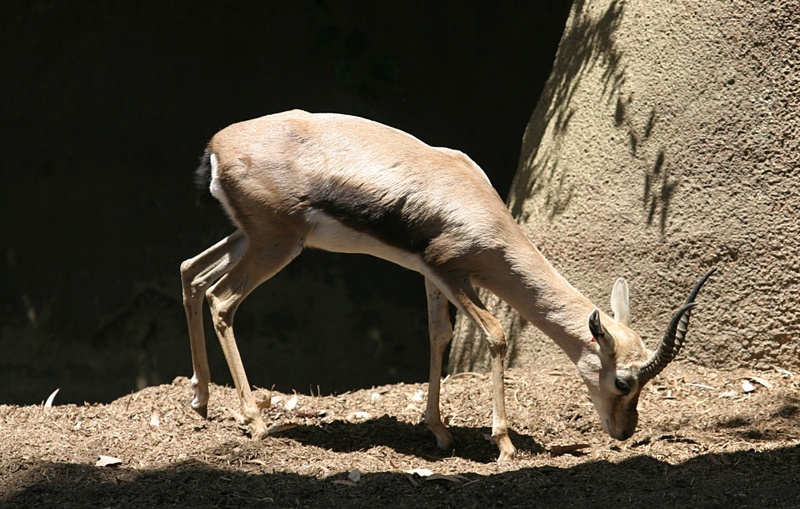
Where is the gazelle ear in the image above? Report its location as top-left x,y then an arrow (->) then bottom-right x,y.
610,278 -> 630,326
589,309 -> 616,355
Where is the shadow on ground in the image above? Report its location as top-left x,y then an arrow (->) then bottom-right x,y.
3,445 -> 798,509
278,416 -> 545,463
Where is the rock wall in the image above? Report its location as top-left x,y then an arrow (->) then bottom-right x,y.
450,0 -> 800,373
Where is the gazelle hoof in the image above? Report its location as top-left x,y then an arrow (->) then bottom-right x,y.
434,431 -> 454,451
251,423 -> 269,440
495,435 -> 517,462
190,401 -> 208,419
497,448 -> 517,463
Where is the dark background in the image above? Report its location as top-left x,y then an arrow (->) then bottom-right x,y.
0,1 -> 569,404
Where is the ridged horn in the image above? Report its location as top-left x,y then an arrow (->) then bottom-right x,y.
637,268 -> 716,384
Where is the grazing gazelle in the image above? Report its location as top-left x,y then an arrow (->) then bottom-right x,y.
180,110 -> 714,461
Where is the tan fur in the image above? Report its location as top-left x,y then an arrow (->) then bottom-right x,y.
181,110 -> 659,462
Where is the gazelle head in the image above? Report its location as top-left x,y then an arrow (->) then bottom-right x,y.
579,269 -> 715,440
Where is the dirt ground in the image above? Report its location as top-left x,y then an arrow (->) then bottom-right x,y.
1,352 -> 798,508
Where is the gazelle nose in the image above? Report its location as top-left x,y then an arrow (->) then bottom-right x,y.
606,418 -> 635,441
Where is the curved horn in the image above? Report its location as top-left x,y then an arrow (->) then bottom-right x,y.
637,268 -> 716,384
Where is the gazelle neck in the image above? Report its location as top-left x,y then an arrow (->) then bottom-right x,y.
480,236 -> 597,365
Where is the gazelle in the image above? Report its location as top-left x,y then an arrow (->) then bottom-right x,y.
180,110 -> 714,461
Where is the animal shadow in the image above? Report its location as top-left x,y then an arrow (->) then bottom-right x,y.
278,415 -> 544,463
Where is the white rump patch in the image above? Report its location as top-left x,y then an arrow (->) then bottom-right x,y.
209,153 -> 238,223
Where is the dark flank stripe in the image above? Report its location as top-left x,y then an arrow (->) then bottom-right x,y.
305,176 -> 444,255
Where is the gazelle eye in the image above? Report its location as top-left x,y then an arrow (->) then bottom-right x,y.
615,378 -> 631,393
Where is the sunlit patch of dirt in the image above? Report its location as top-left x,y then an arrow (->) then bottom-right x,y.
1,353 -> 798,508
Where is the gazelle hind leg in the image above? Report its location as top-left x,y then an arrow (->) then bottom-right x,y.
424,278 -> 454,450
205,233 -> 302,438
440,275 -> 516,461
180,230 -> 248,417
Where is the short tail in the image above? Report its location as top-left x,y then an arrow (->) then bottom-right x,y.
194,148 -> 213,205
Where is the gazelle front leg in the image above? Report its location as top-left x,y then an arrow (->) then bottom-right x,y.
424,278 -> 454,450
486,327 -> 514,461
447,278 -> 516,461
180,230 -> 248,417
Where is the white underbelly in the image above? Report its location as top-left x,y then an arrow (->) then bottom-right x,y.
304,209 -> 429,274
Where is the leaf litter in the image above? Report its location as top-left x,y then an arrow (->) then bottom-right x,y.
1,354 -> 799,508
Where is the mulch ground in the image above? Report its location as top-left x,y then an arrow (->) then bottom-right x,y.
1,353 -> 798,508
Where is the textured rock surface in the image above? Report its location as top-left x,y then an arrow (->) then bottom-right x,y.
451,0 -> 800,372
